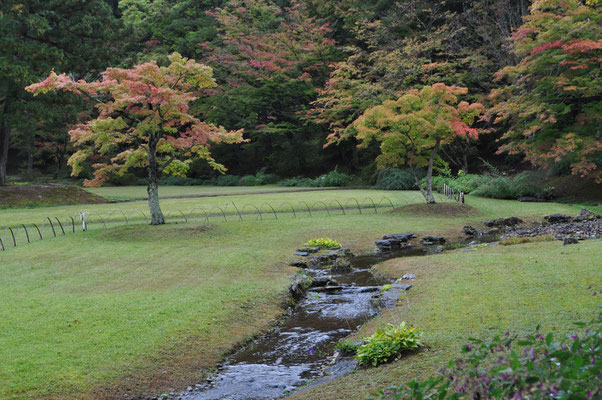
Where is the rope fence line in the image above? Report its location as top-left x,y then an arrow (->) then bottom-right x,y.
1,193 -> 456,252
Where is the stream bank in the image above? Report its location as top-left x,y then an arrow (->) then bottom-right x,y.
171,231 -> 495,400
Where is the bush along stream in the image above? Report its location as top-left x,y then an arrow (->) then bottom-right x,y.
172,232 -> 503,400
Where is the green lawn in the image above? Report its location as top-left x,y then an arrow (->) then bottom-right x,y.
0,190 -> 599,399
2,187 -> 598,229
0,188 -> 428,228
292,239 -> 601,400
86,185 -> 331,201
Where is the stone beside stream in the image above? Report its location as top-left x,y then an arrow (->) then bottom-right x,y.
462,208 -> 601,244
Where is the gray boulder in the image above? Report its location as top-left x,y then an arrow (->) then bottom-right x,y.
562,237 -> 579,245
544,214 -> 572,224
484,217 -> 523,227
331,258 -> 352,273
289,259 -> 308,268
420,236 -> 446,245
463,225 -> 483,236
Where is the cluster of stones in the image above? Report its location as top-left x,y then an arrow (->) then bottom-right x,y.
290,247 -> 353,271
288,246 -> 355,301
462,217 -> 524,239
375,233 -> 415,252
370,274 -> 415,310
505,209 -> 601,244
374,232 -> 447,254
462,209 -> 601,246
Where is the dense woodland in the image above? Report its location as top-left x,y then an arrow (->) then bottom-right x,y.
1,0 -> 600,188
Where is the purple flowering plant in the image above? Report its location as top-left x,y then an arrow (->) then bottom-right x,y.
371,315 -> 601,399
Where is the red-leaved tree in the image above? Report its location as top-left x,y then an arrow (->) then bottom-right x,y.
26,53 -> 244,225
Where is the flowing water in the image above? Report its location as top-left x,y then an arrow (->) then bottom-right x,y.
180,237 -> 498,400
179,251 -> 399,400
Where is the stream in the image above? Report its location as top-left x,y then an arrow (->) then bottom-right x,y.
180,235 -> 499,400
178,245 -> 431,400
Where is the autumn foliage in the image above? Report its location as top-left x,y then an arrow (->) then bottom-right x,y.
26,53 -> 244,224
352,84 -> 484,203
488,0 -> 602,182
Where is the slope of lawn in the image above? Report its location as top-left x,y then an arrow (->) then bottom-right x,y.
0,188 -> 425,228
0,185 -> 108,208
0,192 -> 599,399
291,239 -> 601,400
1,188 -> 598,229
86,185 -> 334,201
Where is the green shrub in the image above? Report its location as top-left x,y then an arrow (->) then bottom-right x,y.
335,340 -> 359,355
429,174 -> 491,194
137,176 -> 206,186
215,175 -> 240,186
374,168 -> 422,190
278,177 -> 317,187
238,175 -> 261,186
305,237 -> 341,249
356,322 -> 423,366
315,170 -> 353,187
278,170 -> 353,187
471,172 -> 551,199
372,317 -> 601,399
428,171 -> 554,200
254,170 -> 279,185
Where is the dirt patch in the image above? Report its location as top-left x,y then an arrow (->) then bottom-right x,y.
391,203 -> 480,217
0,184 -> 108,208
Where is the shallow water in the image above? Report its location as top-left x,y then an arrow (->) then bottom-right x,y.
180,237 -> 499,400
180,253 -> 393,400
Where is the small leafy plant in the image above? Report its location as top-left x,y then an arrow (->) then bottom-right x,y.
306,237 -> 341,249
381,284 -> 394,292
335,339 -> 359,355
356,322 -> 423,366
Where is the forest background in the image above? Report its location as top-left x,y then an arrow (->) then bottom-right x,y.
1,0 -> 600,193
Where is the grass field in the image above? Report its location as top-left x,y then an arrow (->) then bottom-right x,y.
292,239 -> 601,399
1,188 -> 427,228
2,186 -> 598,229
86,185 -> 330,201
0,187 -> 600,399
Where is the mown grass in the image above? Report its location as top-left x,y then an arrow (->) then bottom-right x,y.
2,188 -> 598,229
0,188 -> 427,228
0,191 -> 599,399
86,185 -> 330,201
291,239 -> 601,400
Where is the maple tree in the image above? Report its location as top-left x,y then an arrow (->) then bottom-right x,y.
487,0 -> 602,182
350,84 -> 484,203
26,52 -> 244,224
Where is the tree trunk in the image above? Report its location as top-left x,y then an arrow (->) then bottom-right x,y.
147,145 -> 165,225
0,104 -> 10,185
423,139 -> 441,204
